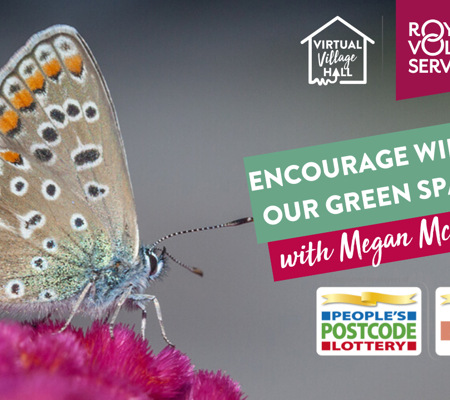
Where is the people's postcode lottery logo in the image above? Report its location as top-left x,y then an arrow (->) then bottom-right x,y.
317,287 -> 421,356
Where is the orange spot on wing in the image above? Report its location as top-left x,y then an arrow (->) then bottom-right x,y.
0,110 -> 19,135
11,89 -> 34,110
26,71 -> 45,92
64,54 -> 83,76
0,150 -> 22,164
42,59 -> 61,78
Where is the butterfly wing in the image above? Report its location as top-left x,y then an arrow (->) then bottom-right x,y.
0,25 -> 139,311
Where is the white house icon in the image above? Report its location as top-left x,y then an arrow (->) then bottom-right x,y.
301,16 -> 375,85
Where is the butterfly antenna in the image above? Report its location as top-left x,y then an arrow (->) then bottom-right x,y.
154,246 -> 204,277
151,216 -> 253,248
151,216 -> 254,277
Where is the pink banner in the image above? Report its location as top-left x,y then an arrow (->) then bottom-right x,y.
396,0 -> 450,100
268,211 -> 450,281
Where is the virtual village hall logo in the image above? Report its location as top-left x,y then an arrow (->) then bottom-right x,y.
301,16 -> 374,86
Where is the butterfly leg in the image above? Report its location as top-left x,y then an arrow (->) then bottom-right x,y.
134,301 -> 147,339
109,285 -> 133,339
58,281 -> 93,334
102,310 -> 111,325
130,294 -> 174,347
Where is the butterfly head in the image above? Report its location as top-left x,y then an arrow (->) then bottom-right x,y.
141,246 -> 167,281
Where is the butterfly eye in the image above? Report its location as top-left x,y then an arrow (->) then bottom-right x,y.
144,249 -> 164,278
150,255 -> 158,276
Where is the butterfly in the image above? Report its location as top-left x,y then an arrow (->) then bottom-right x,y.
0,25 -> 252,346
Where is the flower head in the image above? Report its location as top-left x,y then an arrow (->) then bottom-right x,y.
190,370 -> 248,400
0,320 -> 246,400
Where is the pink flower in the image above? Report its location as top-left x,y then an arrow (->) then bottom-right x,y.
190,370 -> 248,400
0,320 -> 246,400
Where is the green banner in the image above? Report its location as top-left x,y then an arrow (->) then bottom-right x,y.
244,123 -> 450,243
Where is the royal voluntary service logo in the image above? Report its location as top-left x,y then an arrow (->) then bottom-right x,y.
396,0 -> 450,99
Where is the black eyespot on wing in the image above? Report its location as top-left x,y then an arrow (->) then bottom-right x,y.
11,284 -> 19,294
29,214 -> 41,226
85,106 -> 96,119
66,103 -> 80,117
74,149 -> 100,166
46,240 -> 55,249
49,109 -> 65,123
42,127 -> 58,143
88,185 -> 99,197
26,214 -> 42,229
34,148 -> 53,162
60,41 -> 71,51
74,217 -> 84,228
24,65 -> 33,75
31,256 -> 49,271
9,84 -> 20,95
46,184 -> 56,197
15,181 -> 25,191
39,51 -> 50,62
